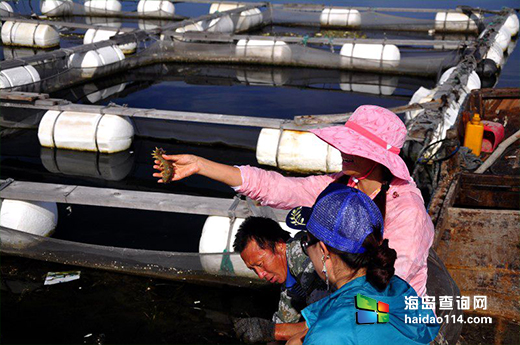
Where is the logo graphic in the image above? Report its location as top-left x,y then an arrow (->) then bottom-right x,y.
355,293 -> 389,324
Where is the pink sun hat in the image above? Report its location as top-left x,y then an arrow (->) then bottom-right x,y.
310,105 -> 412,182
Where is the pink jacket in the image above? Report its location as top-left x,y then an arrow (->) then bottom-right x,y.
235,165 -> 433,297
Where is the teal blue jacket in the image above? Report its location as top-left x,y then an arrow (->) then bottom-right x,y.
302,275 -> 440,345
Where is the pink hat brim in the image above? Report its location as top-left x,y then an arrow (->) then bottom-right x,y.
311,126 -> 412,182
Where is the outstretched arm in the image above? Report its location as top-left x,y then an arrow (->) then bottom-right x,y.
153,154 -> 242,187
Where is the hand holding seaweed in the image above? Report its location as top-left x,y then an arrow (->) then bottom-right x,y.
152,147 -> 174,183
152,151 -> 203,183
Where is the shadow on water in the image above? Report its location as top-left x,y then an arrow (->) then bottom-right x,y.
0,255 -> 279,344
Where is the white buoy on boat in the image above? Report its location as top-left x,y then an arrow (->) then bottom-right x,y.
137,0 -> 174,18
236,40 -> 292,63
434,12 -> 482,32
405,86 -> 436,122
495,26 -> 512,51
84,0 -> 122,15
207,15 -> 235,33
0,199 -> 58,237
439,66 -> 481,90
1,21 -> 60,48
0,65 -> 40,89
199,216 -> 298,278
40,0 -> 74,16
484,41 -> 505,67
504,13 -> 519,36
320,8 -> 361,27
480,26 -> 511,52
340,43 -> 400,70
84,28 -> 137,54
38,110 -> 134,153
256,128 -> 342,173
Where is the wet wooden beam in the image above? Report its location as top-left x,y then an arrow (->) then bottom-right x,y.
167,31 -> 475,47
0,96 -> 334,131
294,99 -> 444,125
0,91 -> 49,102
0,180 -> 289,222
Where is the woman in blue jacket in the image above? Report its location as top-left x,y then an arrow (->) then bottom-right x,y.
285,184 -> 440,345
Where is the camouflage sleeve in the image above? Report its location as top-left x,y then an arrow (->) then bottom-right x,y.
272,289 -> 302,324
287,232 -> 310,277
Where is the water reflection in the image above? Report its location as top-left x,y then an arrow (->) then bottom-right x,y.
41,148 -> 134,181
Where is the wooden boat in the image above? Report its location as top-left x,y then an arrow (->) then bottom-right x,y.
428,88 -> 520,344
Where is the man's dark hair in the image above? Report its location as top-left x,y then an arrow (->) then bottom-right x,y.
233,217 -> 291,253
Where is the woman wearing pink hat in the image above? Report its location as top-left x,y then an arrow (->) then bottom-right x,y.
153,105 -> 434,334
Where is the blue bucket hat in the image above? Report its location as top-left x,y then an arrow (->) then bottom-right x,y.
286,184 -> 384,253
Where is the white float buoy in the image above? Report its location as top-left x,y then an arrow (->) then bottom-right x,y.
40,0 -> 74,17
84,0 -> 122,15
68,45 -> 125,78
84,28 -> 137,54
0,199 -> 58,237
236,40 -> 292,63
199,216 -> 298,278
209,2 -> 243,13
209,3 -> 262,32
1,21 -> 60,48
439,66 -> 481,90
504,13 -> 519,36
435,12 -> 482,32
0,65 -> 41,89
175,21 -> 205,33
340,43 -> 400,70
256,128 -> 342,173
137,0 -> 174,18
207,15 -> 234,33
38,110 -> 134,153
0,1 -> 13,16
320,8 -> 361,27
236,8 -> 263,32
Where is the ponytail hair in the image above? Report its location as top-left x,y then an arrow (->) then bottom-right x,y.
327,229 -> 397,291
371,166 -> 393,220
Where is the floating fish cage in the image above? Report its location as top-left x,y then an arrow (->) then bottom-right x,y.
0,0 -> 519,286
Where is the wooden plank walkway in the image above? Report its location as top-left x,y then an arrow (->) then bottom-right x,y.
0,179 -> 289,221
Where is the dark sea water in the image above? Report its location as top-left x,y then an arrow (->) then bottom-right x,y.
0,1 -> 518,344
